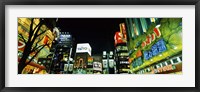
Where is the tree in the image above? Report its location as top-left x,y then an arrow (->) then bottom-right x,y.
18,18 -> 56,74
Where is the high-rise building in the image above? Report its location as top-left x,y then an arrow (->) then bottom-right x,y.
73,43 -> 92,74
108,51 -> 115,74
93,55 -> 102,74
102,51 -> 116,74
50,31 -> 74,74
113,22 -> 130,74
87,56 -> 93,74
114,44 -> 129,74
102,51 -> 109,74
114,31 -> 130,74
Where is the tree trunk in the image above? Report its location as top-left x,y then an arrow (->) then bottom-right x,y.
18,60 -> 27,74
18,43 -> 32,74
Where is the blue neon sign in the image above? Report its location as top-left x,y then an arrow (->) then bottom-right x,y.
144,39 -> 167,60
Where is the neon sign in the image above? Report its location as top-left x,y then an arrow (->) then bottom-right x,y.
132,57 -> 143,68
144,39 -> 167,60
76,43 -> 92,56
152,64 -> 176,74
141,26 -> 161,48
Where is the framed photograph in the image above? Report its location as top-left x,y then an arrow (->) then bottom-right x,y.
0,0 -> 199,92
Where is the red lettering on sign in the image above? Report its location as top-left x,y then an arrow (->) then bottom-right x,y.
141,41 -> 146,48
142,25 -> 161,48
153,28 -> 161,38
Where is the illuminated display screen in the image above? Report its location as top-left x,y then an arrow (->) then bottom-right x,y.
144,39 -> 167,60
59,34 -> 72,42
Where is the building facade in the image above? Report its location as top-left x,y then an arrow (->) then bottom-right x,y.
124,18 -> 182,74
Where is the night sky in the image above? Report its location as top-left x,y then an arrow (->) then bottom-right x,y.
56,18 -> 125,55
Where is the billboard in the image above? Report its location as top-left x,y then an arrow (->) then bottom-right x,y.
102,59 -> 108,68
76,43 -> 92,56
93,62 -> 102,71
114,32 -> 126,46
119,23 -> 127,40
74,53 -> 89,69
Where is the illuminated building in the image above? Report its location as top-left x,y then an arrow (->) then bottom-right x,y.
50,32 -> 74,74
114,23 -> 130,74
125,18 -> 182,74
73,43 -> 92,74
102,51 -> 116,74
92,55 -> 103,74
87,56 -> 94,74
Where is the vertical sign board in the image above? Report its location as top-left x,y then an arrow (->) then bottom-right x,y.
102,59 -> 108,68
64,64 -> 68,71
68,64 -> 73,72
119,23 -> 127,40
109,59 -> 114,68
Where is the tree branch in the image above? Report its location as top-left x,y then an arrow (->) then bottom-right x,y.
31,45 -> 43,53
26,44 -> 48,65
37,30 -> 47,37
28,18 -> 34,40
31,21 -> 44,42
31,37 -> 44,52
33,21 -> 42,33
19,34 -> 27,44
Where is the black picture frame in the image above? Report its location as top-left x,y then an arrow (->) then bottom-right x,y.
0,0 -> 199,92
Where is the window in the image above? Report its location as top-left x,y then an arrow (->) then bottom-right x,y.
147,68 -> 151,72
162,62 -> 166,66
179,56 -> 182,61
167,60 -> 171,65
154,65 -> 157,69
173,58 -> 179,64
156,64 -> 161,68
145,69 -> 148,73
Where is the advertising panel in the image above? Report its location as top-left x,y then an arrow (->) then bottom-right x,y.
114,32 -> 126,46
74,53 -> 88,69
119,23 -> 127,40
132,57 -> 143,68
18,40 -> 25,51
136,50 -> 142,58
93,62 -> 102,71
102,59 -> 108,68
59,33 -> 72,42
64,64 -> 68,71
152,64 -> 176,74
116,46 -> 128,52
87,57 -> 93,69
76,43 -> 92,56
68,64 -> 73,72
144,39 -> 167,60
109,59 -> 114,68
